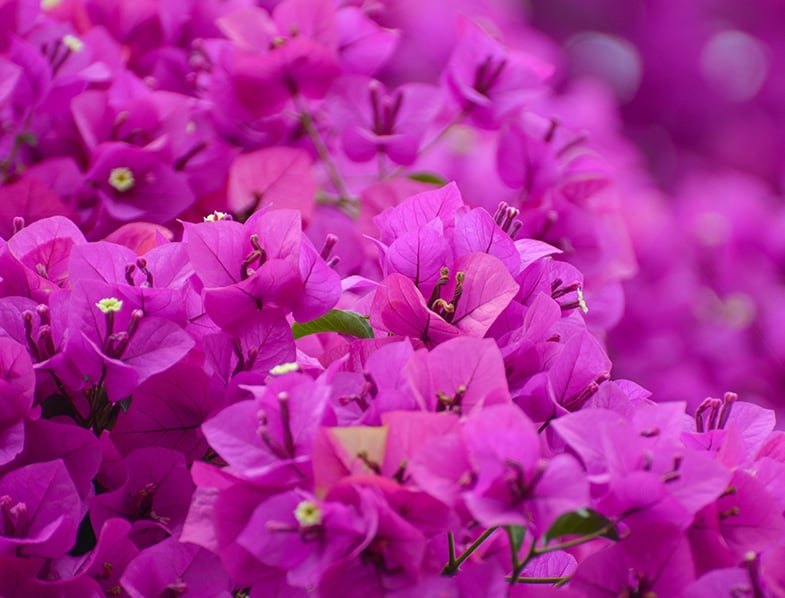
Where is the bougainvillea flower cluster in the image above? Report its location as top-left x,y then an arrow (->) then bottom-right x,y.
0,0 -> 784,596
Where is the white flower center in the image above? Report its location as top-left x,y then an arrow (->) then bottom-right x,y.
109,167 -> 135,192
294,501 -> 322,527
203,211 -> 229,222
270,362 -> 298,375
63,34 -> 84,53
96,297 -> 123,313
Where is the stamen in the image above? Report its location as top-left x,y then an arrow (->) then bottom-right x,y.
431,298 -> 454,317
363,372 -> 378,398
109,309 -> 143,358
695,397 -> 714,433
717,392 -> 738,429
493,201 -> 509,225
357,451 -> 382,474
320,234 -> 338,260
744,552 -> 765,598
706,398 -> 723,431
125,264 -> 136,286
279,392 -> 296,458
130,482 -> 157,519
36,304 -> 50,327
544,118 -> 559,144
720,485 -> 737,498
444,271 -> 466,322
338,394 -> 369,411
240,238 -> 265,280
174,141 -> 208,171
37,325 -> 56,360
436,385 -> 467,413
562,380 -> 600,411
551,282 -> 580,299
95,562 -> 113,580
474,56 -> 507,96
12,217 -> 24,235
556,133 -> 588,158
639,450 -> 653,471
256,410 -> 288,459
136,258 -> 154,287
22,310 -> 40,361
107,332 -> 128,358
718,506 -> 740,519
126,309 -> 143,339
427,267 -> 450,308
369,82 -> 382,135
501,206 -> 520,233
662,455 -> 682,483
231,339 -> 246,375
386,92 -> 404,135
392,460 -> 408,484
0,497 -> 28,538
245,347 -> 258,371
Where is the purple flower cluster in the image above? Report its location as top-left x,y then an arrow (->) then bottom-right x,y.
0,0 -> 784,596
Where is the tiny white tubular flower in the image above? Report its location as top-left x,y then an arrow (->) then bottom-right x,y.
294,501 -> 322,527
269,362 -> 299,375
96,297 -> 124,313
203,211 -> 230,222
108,167 -> 135,192
577,287 -> 589,314
63,34 -> 84,53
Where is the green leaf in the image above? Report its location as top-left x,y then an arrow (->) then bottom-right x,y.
292,309 -> 374,340
506,525 -> 526,554
407,172 -> 448,186
544,509 -> 618,544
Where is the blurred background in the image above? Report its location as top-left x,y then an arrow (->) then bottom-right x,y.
524,0 -> 785,416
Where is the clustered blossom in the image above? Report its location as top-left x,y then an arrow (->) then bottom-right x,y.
0,0 -> 783,596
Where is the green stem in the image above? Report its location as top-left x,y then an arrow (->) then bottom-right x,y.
441,527 -> 498,576
506,526 -> 529,584
294,95 -> 356,213
533,521 -> 617,555
505,576 -> 570,585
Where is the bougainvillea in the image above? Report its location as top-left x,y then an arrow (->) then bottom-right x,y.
0,0 -> 784,596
